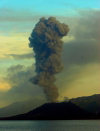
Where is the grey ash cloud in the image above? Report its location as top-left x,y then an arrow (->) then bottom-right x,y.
63,9 -> 100,67
29,17 -> 69,102
63,41 -> 99,67
4,65 -> 46,105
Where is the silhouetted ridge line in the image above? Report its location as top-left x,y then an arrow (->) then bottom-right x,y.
0,102 -> 95,120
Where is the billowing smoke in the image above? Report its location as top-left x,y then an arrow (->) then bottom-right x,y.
29,17 -> 69,102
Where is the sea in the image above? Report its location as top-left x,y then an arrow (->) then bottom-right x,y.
0,120 -> 100,131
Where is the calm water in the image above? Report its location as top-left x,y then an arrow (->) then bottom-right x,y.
0,120 -> 100,131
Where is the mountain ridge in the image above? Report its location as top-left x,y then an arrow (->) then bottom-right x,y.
0,94 -> 100,119
0,101 -> 95,120
71,94 -> 100,113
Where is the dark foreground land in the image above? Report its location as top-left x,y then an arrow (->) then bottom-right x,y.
0,101 -> 99,120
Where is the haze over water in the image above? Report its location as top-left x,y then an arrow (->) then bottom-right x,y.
0,120 -> 100,131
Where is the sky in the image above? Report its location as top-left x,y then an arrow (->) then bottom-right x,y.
0,0 -> 100,108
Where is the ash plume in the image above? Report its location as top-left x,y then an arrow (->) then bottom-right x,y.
29,17 -> 69,102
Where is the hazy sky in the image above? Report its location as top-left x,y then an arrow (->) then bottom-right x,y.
0,0 -> 100,107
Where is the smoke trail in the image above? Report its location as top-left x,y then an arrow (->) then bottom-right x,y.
29,17 -> 69,102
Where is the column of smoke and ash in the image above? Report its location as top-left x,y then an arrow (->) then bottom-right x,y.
29,17 -> 69,102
